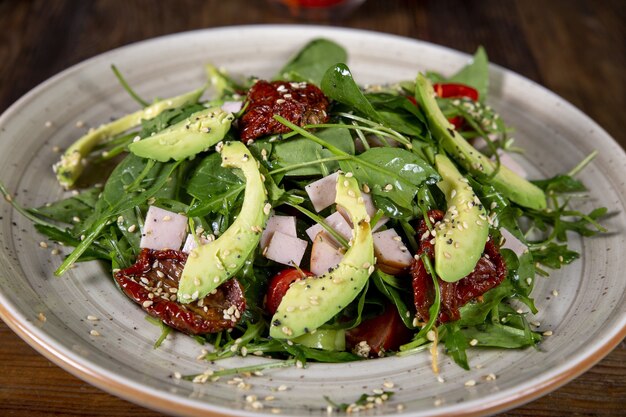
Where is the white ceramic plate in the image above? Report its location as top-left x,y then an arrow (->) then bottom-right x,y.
0,26 -> 625,417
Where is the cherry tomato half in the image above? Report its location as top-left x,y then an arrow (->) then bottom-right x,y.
265,268 -> 315,315
346,303 -> 412,357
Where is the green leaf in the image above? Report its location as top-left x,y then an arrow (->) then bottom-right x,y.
276,39 -> 347,87
372,271 -> 414,328
458,278 -> 515,326
442,323 -> 469,370
32,187 -> 101,225
530,242 -> 579,269
271,127 -> 354,176
339,147 -> 439,209
460,322 -> 540,348
321,63 -> 383,123
531,174 -> 587,193
447,46 -> 489,100
185,152 -> 244,201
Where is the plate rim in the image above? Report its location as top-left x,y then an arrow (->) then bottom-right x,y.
0,24 -> 625,417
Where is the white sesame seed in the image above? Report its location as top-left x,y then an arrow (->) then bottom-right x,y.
464,379 -> 476,387
469,338 -> 478,346
87,315 -> 99,321
552,289 -> 559,297
485,373 -> 497,381
543,330 -> 553,336
37,312 -> 47,322
39,241 -> 48,249
142,300 -> 153,308
127,224 -> 137,233
75,120 -> 84,128
434,398 -> 443,406
277,384 -> 288,391
90,330 -> 100,336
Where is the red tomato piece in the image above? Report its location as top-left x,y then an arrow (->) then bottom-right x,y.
114,248 -> 246,335
265,268 -> 315,315
346,303 -> 412,357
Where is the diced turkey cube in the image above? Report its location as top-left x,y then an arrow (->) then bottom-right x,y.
500,228 -> 528,257
260,214 -> 297,249
310,232 -> 344,276
305,211 -> 353,243
140,206 -> 188,250
305,172 -> 340,212
181,234 -> 211,254
264,231 -> 308,267
221,101 -> 243,114
373,229 -> 413,274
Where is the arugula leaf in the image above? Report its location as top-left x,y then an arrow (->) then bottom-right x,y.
530,242 -> 579,269
442,322 -> 470,370
532,174 -> 587,193
458,278 -> 515,326
31,187 -> 101,225
447,46 -> 489,100
276,39 -> 347,87
372,270 -> 414,328
460,322 -> 540,348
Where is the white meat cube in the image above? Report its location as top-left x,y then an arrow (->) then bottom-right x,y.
305,172 -> 340,212
140,206 -> 188,250
373,229 -> 413,273
264,231 -> 308,267
181,234 -> 211,254
310,232 -> 344,276
305,211 -> 353,243
260,214 -> 297,249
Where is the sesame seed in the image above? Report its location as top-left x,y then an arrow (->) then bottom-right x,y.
469,338 -> 478,346
128,224 -> 137,233
437,375 -> 445,383
75,120 -> 84,128
384,183 -> 393,191
90,330 -> 100,336
173,371 -> 182,379
87,315 -> 99,321
39,241 -> 48,249
426,330 -> 436,341
142,300 -> 153,308
37,312 -> 47,322
50,248 -> 60,255
362,184 -> 370,193
464,379 -> 476,387
277,384 -> 288,391
485,373 -> 497,381
543,330 -> 553,336
434,399 -> 443,407
368,265 -> 375,274
552,289 -> 559,296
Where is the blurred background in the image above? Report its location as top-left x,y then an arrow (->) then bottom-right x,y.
0,0 -> 624,415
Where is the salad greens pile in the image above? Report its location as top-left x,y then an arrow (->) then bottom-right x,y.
0,38 -> 606,371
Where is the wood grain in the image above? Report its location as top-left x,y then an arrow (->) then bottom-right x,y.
0,0 -> 624,415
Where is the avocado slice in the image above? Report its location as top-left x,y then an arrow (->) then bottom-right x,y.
53,86 -> 205,188
434,154 -> 489,282
177,141 -> 269,303
269,174 -> 375,339
128,107 -> 234,162
292,329 -> 346,351
415,74 -> 546,210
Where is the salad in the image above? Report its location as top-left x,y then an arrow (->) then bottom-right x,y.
1,39 -> 606,375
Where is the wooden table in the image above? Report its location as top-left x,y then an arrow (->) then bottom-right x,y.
0,0 -> 624,415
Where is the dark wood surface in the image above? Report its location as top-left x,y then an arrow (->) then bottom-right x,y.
0,0 -> 624,415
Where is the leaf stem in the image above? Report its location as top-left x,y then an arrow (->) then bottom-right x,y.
111,65 -> 150,107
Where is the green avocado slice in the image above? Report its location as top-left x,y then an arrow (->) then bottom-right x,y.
269,174 -> 375,340
53,86 -> 205,188
415,74 -> 546,210
434,154 -> 489,282
177,141 -> 269,303
128,107 -> 234,162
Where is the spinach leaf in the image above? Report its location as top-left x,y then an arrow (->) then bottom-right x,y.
185,152 -> 244,202
365,92 -> 426,136
447,46 -> 489,100
276,39 -> 347,86
339,147 -> 439,210
321,63 -> 383,123
271,127 -> 354,176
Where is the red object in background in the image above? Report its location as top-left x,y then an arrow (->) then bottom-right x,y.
114,249 -> 246,335
283,0 -> 347,7
433,83 -> 479,101
346,303 -> 412,356
408,82 -> 479,130
411,210 -> 507,324
265,268 -> 315,315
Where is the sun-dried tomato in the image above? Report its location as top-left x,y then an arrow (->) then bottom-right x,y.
239,80 -> 330,142
411,210 -> 506,324
114,248 -> 246,335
